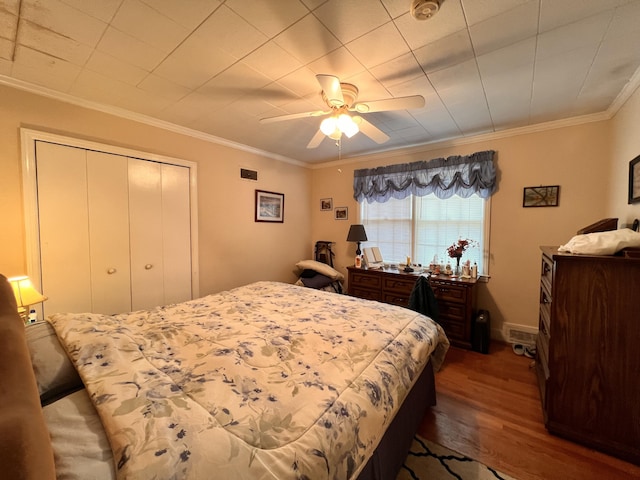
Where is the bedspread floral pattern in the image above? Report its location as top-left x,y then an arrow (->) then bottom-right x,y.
50,281 -> 449,480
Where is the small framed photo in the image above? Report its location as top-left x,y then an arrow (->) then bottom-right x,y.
334,206 -> 348,220
629,155 -> 640,204
255,190 -> 284,223
523,185 -> 560,207
320,198 -> 333,211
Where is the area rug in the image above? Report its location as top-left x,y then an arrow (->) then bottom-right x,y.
398,435 -> 517,480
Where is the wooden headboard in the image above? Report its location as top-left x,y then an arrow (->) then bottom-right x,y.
576,218 -> 618,234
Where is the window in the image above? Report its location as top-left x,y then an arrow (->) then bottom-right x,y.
360,194 -> 489,274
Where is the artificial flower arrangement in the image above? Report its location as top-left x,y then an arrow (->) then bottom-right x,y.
446,238 -> 476,258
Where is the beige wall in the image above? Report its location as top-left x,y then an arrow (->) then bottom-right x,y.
2,80 -> 638,337
311,121 -> 613,338
0,84 -> 312,296
609,84 -> 640,224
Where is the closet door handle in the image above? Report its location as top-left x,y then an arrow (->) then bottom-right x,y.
145,264 -> 153,270
107,268 -> 117,274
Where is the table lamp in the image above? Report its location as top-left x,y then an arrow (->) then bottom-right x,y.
346,224 -> 368,256
7,276 -> 47,323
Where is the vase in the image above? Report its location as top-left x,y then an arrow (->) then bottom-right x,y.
455,256 -> 461,275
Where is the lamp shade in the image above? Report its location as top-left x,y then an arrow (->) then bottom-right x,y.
346,224 -> 368,242
8,276 -> 47,308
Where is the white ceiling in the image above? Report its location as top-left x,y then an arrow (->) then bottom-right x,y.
1,0 -> 640,164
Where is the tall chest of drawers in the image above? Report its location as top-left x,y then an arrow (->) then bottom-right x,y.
347,267 -> 477,349
536,247 -> 640,465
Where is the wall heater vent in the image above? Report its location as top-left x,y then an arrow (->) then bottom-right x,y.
503,323 -> 538,345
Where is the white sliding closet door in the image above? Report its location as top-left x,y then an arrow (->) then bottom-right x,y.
128,160 -> 192,310
33,137 -> 195,316
128,159 -> 165,311
87,151 -> 131,314
161,164 -> 192,305
36,142 -> 92,314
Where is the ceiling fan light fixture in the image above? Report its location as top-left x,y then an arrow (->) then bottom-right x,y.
337,114 -> 359,138
320,116 -> 337,135
329,129 -> 342,140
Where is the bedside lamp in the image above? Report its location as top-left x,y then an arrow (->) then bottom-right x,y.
7,276 -> 47,323
346,224 -> 368,256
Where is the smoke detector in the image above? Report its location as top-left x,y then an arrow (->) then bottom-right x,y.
411,0 -> 442,20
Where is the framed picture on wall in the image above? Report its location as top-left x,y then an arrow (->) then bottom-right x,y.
334,207 -> 348,220
523,185 -> 560,207
255,190 -> 284,222
629,155 -> 640,204
320,198 -> 333,211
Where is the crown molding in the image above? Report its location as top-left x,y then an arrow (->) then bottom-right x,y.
0,75 -> 306,167
312,110 -> 612,169
1,73 -> 633,172
607,65 -> 640,116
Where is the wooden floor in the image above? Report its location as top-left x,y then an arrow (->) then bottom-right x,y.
417,342 -> 640,480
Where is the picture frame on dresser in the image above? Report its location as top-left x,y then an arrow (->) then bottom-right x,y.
629,155 -> 640,204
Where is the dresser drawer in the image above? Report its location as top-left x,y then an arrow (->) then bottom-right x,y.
382,276 -> 416,295
537,313 -> 550,367
351,272 -> 381,289
539,286 -> 551,335
431,281 -> 467,304
438,301 -> 466,321
541,254 -> 553,292
351,287 -> 381,302
438,317 -> 466,340
382,292 -> 410,306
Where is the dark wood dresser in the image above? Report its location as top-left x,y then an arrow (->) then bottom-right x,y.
347,267 -> 477,349
536,246 -> 640,465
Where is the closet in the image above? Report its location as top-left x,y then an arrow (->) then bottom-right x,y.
22,130 -> 198,316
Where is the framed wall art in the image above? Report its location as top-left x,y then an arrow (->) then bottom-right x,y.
255,190 -> 284,223
523,185 -> 560,207
629,155 -> 640,204
320,198 -> 333,211
334,207 -> 348,220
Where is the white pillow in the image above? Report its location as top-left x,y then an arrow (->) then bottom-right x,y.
295,260 -> 344,281
558,228 -> 640,255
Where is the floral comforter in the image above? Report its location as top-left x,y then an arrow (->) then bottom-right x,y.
50,281 -> 449,480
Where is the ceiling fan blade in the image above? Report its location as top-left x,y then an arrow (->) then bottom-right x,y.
353,116 -> 390,144
306,129 -> 326,149
316,74 -> 344,106
259,109 -> 328,124
352,95 -> 425,113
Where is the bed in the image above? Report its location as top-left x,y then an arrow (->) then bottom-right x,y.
0,275 -> 449,480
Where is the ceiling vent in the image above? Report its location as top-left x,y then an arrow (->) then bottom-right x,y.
410,0 -> 442,20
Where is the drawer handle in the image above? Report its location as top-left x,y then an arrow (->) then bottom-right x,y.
542,263 -> 551,275
107,268 -> 116,275
145,264 -> 153,270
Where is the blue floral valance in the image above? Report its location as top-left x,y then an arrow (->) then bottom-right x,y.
353,150 -> 497,203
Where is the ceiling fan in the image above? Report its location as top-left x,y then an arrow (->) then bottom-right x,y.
259,74 -> 425,149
